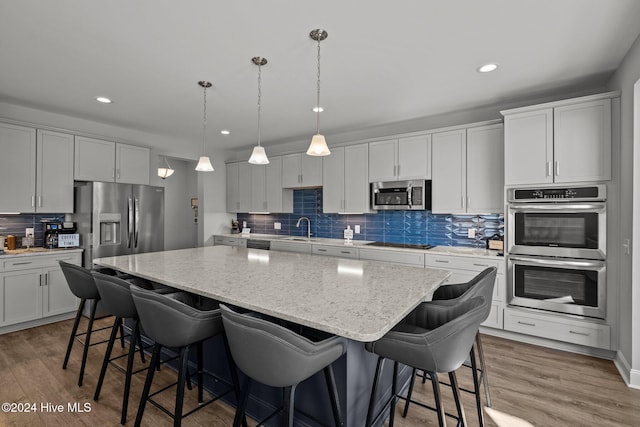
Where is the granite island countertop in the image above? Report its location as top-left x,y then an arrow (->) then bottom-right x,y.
94,246 -> 450,342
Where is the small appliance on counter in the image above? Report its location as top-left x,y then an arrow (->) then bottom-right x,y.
231,219 -> 240,234
44,222 -> 78,249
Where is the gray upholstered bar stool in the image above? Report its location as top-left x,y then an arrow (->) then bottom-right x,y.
220,304 -> 346,427
403,266 -> 497,426
130,286 -> 243,427
365,295 -> 487,427
59,260 -> 123,387
91,272 -> 159,425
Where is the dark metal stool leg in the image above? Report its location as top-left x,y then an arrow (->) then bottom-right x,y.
233,378 -> 252,427
197,341 -> 204,403
324,365 -> 344,426
223,336 -> 248,427
389,361 -> 398,427
63,298 -> 85,369
93,316 -> 121,400
78,299 -> 98,387
121,320 -> 140,425
366,356 -> 385,427
449,371 -> 467,427
174,346 -> 190,427
402,368 -> 417,417
429,372 -> 446,427
135,324 -> 146,363
119,318 -> 125,348
475,333 -> 491,407
134,343 -> 161,427
469,345 -> 484,426
282,384 -> 297,427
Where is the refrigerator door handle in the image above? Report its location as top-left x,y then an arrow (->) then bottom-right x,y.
127,196 -> 133,248
134,197 -> 140,248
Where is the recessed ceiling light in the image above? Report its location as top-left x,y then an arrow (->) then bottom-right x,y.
95,96 -> 112,104
477,63 -> 499,73
220,130 -> 230,135
312,106 -> 324,113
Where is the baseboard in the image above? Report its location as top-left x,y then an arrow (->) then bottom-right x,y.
0,312 -> 76,335
614,350 -> 633,387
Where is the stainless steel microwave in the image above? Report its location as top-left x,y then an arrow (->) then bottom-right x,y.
371,180 -> 431,210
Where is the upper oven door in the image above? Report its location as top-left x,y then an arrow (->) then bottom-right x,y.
508,202 -> 606,259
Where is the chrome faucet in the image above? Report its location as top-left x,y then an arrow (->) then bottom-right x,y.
296,216 -> 311,240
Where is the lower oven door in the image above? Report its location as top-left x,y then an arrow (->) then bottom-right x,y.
508,255 -> 606,319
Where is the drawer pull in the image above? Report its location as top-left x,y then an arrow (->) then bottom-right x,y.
340,251 -> 351,254
12,261 -> 33,266
317,249 -> 327,252
473,263 -> 490,267
569,330 -> 590,337
517,321 -> 536,327
435,259 -> 449,264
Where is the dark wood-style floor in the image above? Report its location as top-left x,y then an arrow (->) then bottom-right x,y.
1,317 -> 639,426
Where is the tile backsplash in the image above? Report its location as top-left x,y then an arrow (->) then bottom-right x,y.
237,189 -> 503,247
0,214 -> 65,248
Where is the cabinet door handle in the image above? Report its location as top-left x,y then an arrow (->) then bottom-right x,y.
555,161 -> 559,177
44,273 -> 49,286
13,261 -> 32,266
517,321 -> 536,327
435,259 -> 449,264
473,263 -> 489,267
112,168 -> 116,179
31,195 -> 35,208
546,161 -> 552,177
39,274 -> 44,287
117,169 -> 121,179
38,196 -> 42,207
569,330 -> 590,337
317,248 -> 327,252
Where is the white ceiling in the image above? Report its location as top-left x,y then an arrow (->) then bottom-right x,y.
1,0 -> 640,154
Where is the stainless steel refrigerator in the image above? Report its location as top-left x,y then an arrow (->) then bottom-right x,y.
73,181 -> 164,268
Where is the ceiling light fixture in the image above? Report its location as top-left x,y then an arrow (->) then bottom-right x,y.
312,106 -> 324,113
477,63 -> 499,73
195,81 -> 214,172
221,130 -> 230,135
96,96 -> 112,104
157,156 -> 175,179
248,56 -> 270,165
306,29 -> 331,157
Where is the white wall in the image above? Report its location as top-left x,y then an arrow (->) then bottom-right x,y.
198,150 -> 233,246
607,32 -> 640,386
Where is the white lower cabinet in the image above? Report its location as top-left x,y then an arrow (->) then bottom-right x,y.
425,253 -> 505,329
358,248 -> 425,267
270,241 -> 312,254
213,236 -> 247,247
504,307 -> 610,350
312,245 -> 359,259
0,252 -> 81,329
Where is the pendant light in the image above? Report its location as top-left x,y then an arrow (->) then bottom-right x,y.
248,57 -> 270,165
195,80 -> 214,172
157,156 -> 175,179
306,29 -> 331,156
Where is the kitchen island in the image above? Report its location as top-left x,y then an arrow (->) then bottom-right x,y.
94,246 -> 450,426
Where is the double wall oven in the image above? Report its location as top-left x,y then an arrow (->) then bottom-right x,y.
507,185 -> 607,319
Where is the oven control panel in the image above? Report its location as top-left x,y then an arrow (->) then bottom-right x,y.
509,185 -> 605,202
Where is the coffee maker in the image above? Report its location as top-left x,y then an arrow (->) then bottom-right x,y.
44,222 -> 77,249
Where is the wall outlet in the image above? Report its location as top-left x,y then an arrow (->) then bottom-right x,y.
274,222 -> 281,230
354,225 -> 360,234
25,227 -> 34,238
467,228 -> 476,239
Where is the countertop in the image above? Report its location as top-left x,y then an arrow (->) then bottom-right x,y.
214,233 -> 502,259
94,246 -> 450,342
0,247 -> 83,259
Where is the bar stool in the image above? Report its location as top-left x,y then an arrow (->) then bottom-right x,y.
130,285 -> 242,427
403,267 -> 497,425
59,261 -> 123,387
91,272 -> 160,425
365,296 -> 487,427
220,304 -> 345,427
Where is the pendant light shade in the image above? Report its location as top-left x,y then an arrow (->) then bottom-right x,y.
195,156 -> 214,171
158,156 -> 175,179
248,57 -> 270,165
307,134 -> 330,156
306,29 -> 330,157
195,80 -> 214,172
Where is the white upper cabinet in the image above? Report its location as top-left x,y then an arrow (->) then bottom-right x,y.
432,124 -> 504,214
115,144 -> 150,184
226,162 -> 251,213
0,124 -> 74,213
248,156 -> 290,213
282,153 -> 322,188
37,130 -> 74,212
503,95 -> 612,185
323,144 -> 369,213
368,135 -> 431,182
432,129 -> 467,214
74,136 -> 150,184
0,123 -> 36,213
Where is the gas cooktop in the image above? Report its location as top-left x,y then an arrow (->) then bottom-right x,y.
365,242 -> 434,250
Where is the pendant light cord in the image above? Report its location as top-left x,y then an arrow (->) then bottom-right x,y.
257,64 -> 262,147
316,37 -> 321,135
202,85 -> 207,154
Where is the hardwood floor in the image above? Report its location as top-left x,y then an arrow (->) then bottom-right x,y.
0,317 -> 639,426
